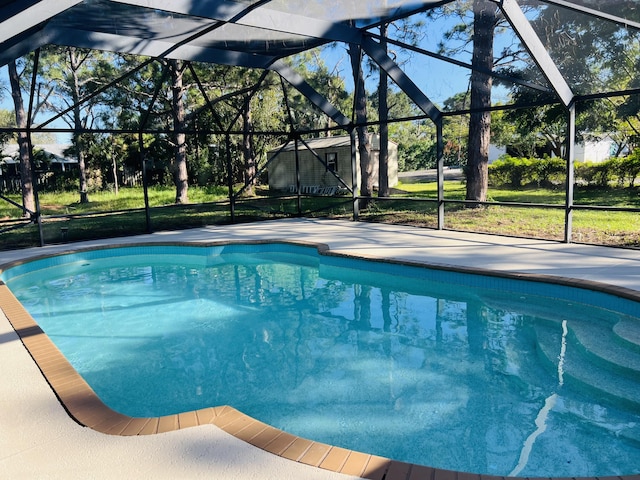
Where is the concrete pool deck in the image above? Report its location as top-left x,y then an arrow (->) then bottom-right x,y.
1,218 -> 640,479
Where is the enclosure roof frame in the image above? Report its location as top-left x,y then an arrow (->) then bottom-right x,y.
0,0 -> 637,115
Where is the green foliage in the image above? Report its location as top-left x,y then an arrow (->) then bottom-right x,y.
575,161 -> 606,187
504,4 -> 640,156
48,171 -> 81,192
614,150 -> 640,187
0,109 -> 15,147
530,157 -> 566,187
489,156 -> 536,187
491,154 -> 640,189
399,141 -> 436,171
575,154 -> 640,189
489,156 -> 566,188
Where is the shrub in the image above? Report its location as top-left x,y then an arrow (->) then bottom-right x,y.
575,159 -> 615,187
614,151 -> 640,187
530,157 -> 566,187
398,141 -> 437,171
488,156 -> 534,187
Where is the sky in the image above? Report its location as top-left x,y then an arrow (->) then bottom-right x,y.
0,69 -> 10,110
0,9 -> 511,144
0,50 -> 481,145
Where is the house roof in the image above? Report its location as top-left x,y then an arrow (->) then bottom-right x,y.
0,1 -> 638,124
1,144 -> 77,164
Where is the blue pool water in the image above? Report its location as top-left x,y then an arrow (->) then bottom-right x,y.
2,243 -> 640,477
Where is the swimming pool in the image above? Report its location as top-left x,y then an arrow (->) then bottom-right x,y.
2,242 -> 639,477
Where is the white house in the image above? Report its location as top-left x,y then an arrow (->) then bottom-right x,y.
1,144 -> 77,173
489,135 -> 617,164
573,136 -> 616,163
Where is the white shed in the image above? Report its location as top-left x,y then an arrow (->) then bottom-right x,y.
267,134 -> 398,193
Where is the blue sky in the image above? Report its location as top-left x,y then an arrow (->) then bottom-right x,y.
0,10 -> 511,143
0,68 -> 10,110
0,51 -> 476,144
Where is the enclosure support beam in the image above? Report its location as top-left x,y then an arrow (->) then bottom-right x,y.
540,0 -> 640,31
0,0 -> 82,44
139,132 -> 152,234
0,30 -> 55,70
436,119 -> 445,230
294,137 -> 302,216
564,104 -> 576,243
496,0 -> 574,107
350,129 -> 359,221
225,134 -> 235,222
271,60 -> 351,128
361,35 -> 442,123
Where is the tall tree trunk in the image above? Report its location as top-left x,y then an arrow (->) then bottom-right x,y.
466,0 -> 496,203
68,47 -> 90,203
349,44 -> 373,204
378,23 -> 390,198
242,96 -> 256,196
8,60 -> 35,217
170,59 -> 189,204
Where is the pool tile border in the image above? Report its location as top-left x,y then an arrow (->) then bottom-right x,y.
1,240 -> 639,480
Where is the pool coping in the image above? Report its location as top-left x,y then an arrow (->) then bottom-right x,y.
1,239 -> 640,480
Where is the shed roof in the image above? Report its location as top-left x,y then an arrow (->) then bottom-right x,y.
273,136 -> 352,153
270,134 -> 398,153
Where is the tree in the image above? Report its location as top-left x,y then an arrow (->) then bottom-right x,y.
168,59 -> 189,204
98,56 -> 176,187
369,89 -> 432,171
615,52 -> 640,152
443,92 -> 471,166
0,69 -> 10,148
506,1 -> 640,157
367,17 -> 426,192
241,95 -> 256,195
97,56 -> 215,200
8,60 -> 35,217
349,44 -> 374,201
67,47 -> 92,203
466,0 -> 498,203
220,67 -> 279,194
490,108 -> 541,158
433,1 -> 505,201
33,47 -> 108,202
188,63 -> 285,190
282,50 -> 351,135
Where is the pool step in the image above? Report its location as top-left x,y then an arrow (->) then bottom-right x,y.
568,320 -> 640,378
534,322 -> 640,412
613,317 -> 640,353
553,395 -> 640,446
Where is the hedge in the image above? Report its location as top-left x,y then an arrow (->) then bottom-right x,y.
489,154 -> 640,188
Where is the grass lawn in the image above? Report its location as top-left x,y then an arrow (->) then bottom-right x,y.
358,180 -> 640,247
1,181 -> 638,250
